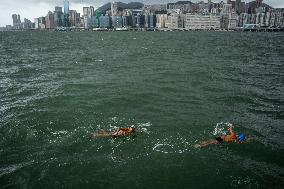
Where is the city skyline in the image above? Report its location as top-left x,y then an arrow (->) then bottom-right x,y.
1,0 -> 284,27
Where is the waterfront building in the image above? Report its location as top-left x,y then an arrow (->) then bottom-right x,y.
45,11 -> 55,29
76,13 -> 81,27
145,14 -> 157,28
35,17 -> 46,29
228,13 -> 238,29
12,14 -> 21,29
136,13 -> 145,28
63,0 -> 70,27
220,3 -> 237,29
122,16 -> 128,27
64,0 -> 69,14
12,14 -> 20,26
125,9 -> 144,28
185,13 -> 220,30
168,13 -> 184,29
83,6 -> 95,17
83,16 -> 91,28
111,1 -> 119,25
69,10 -> 78,27
111,1 -> 119,16
34,18 -> 39,29
227,0 -> 236,10
5,25 -> 12,30
12,14 -> 17,26
23,19 -> 33,29
54,7 -> 63,27
113,16 -> 123,28
80,17 -> 85,27
222,3 -> 232,15
156,14 -> 167,28
235,0 -> 242,14
83,6 -> 95,28
99,15 -> 111,28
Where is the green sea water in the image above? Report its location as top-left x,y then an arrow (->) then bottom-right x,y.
0,31 -> 284,188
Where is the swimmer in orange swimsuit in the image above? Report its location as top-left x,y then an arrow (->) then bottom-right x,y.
94,126 -> 135,138
194,125 -> 250,148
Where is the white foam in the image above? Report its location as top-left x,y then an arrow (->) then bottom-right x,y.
213,122 -> 232,136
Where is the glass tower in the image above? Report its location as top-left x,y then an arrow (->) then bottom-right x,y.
64,0 -> 69,14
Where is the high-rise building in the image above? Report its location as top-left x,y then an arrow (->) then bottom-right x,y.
69,10 -> 78,27
63,0 -> 70,27
156,14 -> 167,28
222,4 -> 232,14
185,13 -> 220,30
113,16 -> 123,28
23,18 -> 33,29
12,14 -> 18,26
147,14 -> 157,28
83,6 -> 94,17
54,6 -> 63,27
35,17 -> 46,29
111,1 -> 118,17
17,15 -> 21,24
55,6 -> 62,12
64,0 -> 69,14
235,0 -> 242,14
99,15 -> 111,28
45,11 -> 55,29
12,14 -> 21,29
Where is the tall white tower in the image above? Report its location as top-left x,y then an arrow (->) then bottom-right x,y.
111,1 -> 118,16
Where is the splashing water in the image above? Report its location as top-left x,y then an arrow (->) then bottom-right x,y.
212,122 -> 232,136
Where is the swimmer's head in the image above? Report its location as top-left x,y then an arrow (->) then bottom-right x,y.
238,133 -> 246,142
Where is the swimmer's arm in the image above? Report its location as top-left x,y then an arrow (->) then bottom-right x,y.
228,126 -> 235,135
195,139 -> 218,147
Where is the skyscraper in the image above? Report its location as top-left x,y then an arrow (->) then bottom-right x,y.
235,0 -> 242,13
63,0 -> 70,27
111,1 -> 118,17
12,14 -> 18,26
12,14 -> 21,28
69,10 -> 78,27
54,7 -> 63,27
83,6 -> 94,17
46,11 -> 55,29
64,0 -> 69,14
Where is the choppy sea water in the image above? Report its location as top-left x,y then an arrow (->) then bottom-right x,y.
0,31 -> 283,188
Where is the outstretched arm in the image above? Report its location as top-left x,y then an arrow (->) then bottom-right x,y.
194,139 -> 218,148
94,130 -> 113,137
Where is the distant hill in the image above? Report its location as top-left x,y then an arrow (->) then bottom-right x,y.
246,1 -> 272,9
97,2 -> 144,14
167,1 -> 193,6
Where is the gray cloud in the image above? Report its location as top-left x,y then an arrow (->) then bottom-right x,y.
1,0 -> 283,27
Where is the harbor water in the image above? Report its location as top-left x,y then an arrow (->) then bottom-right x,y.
0,31 -> 283,188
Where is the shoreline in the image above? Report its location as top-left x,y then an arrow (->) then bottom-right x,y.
1,28 -> 284,32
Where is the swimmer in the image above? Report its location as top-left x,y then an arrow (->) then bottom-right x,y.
93,126 -> 135,138
194,124 -> 251,148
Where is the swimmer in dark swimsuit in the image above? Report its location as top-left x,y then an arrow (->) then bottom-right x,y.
194,125 -> 250,148
94,126 -> 135,138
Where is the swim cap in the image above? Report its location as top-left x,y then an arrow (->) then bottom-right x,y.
238,134 -> 246,142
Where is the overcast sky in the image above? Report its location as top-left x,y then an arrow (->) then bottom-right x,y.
0,0 -> 283,26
